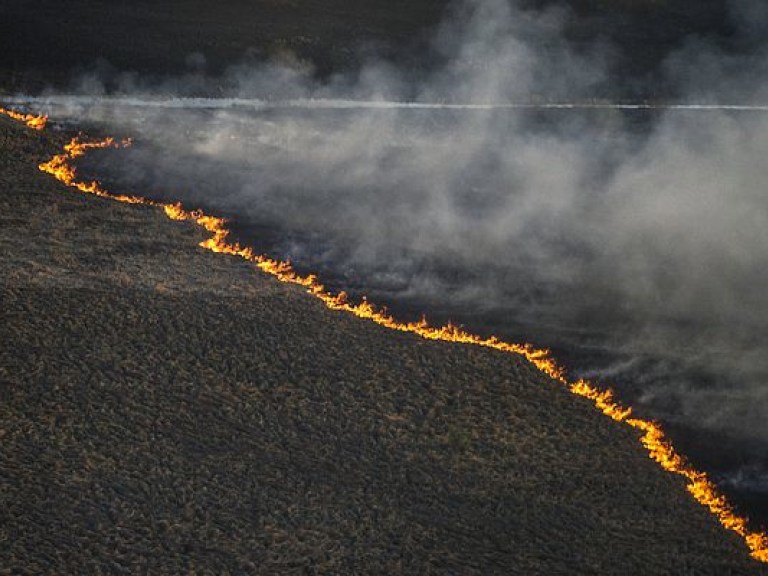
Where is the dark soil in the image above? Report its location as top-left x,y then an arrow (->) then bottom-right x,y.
0,0 -> 449,92
0,0 -> 748,98
1,117 -> 767,573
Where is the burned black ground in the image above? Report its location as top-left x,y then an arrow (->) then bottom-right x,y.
0,0 -> 749,98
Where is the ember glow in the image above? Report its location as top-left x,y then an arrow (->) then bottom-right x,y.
11,115 -> 768,563
0,106 -> 47,130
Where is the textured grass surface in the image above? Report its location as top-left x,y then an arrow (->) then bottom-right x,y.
2,117 -> 767,573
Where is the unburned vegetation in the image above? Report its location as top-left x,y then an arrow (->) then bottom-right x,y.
1,117 -> 767,573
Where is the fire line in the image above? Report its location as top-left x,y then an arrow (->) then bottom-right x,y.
3,106 -> 768,563
0,106 -> 47,130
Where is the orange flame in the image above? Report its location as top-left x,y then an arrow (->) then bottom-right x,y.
0,106 -> 47,130
11,115 -> 768,564
38,136 -> 147,204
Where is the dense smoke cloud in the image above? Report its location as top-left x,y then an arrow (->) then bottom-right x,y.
17,0 -> 768,484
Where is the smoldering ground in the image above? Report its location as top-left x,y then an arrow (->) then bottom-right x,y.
13,0 -> 768,515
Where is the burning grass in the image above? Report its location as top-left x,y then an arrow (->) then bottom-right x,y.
0,106 -> 47,130
24,110 -> 768,564
2,108 -> 767,573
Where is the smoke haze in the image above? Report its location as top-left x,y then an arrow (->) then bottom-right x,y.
14,0 -> 768,504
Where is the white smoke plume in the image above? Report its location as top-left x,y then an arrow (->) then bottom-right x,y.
8,0 -> 768,491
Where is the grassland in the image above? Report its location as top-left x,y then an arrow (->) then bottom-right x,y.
1,0 -> 767,572
2,115 -> 767,573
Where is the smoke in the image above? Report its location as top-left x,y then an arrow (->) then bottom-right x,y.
11,0 -> 768,487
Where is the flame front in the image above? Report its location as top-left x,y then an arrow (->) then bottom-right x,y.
0,106 -> 47,130
6,111 -> 768,563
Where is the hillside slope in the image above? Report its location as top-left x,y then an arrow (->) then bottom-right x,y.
1,117 -> 765,573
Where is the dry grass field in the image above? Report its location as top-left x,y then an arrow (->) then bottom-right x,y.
2,117 -> 767,573
1,0 -> 767,572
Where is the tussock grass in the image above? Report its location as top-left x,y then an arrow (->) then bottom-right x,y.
1,116 -> 766,573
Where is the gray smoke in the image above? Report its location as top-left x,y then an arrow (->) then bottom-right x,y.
11,0 -> 768,487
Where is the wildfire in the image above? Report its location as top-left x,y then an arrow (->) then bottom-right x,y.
9,114 -> 768,563
0,106 -> 47,130
38,136 -> 145,204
